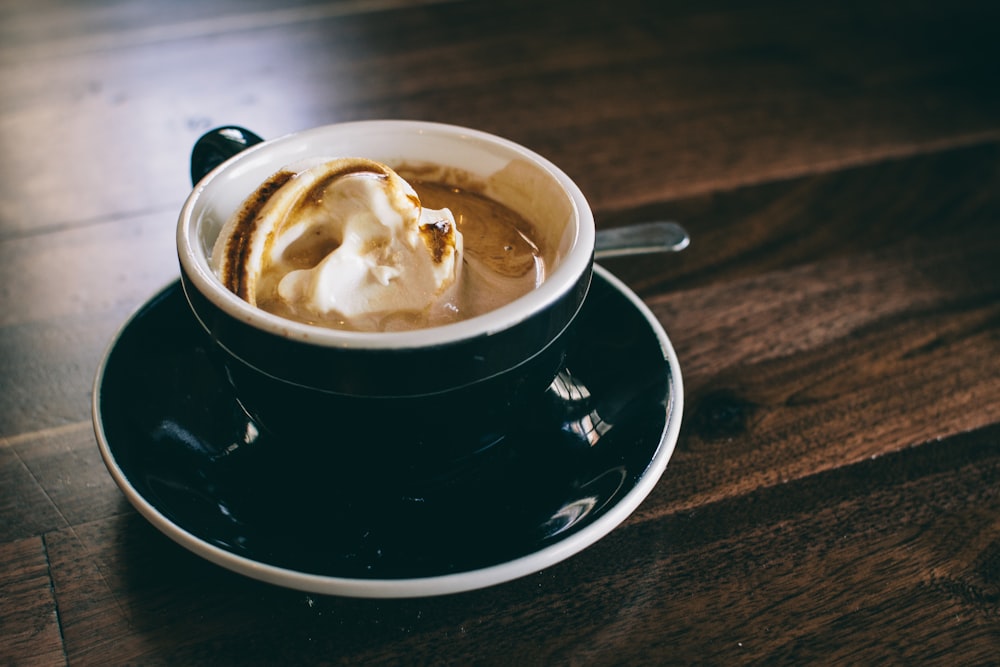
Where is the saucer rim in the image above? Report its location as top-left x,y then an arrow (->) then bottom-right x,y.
92,264 -> 683,598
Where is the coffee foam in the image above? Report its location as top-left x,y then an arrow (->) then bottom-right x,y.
210,158 -> 462,331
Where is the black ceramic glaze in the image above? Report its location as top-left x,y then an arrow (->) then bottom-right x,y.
97,271 -> 672,580
179,268 -> 589,398
180,127 -> 594,462
190,126 -> 264,185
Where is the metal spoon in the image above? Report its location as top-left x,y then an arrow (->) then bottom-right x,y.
594,221 -> 690,260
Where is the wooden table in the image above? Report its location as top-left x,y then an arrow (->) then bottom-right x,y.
2,0 -> 998,664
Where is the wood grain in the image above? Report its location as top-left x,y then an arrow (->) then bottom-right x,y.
0,537 -> 66,666
0,210 -> 177,436
2,0 -> 999,663
1,0 -> 997,236
41,427 -> 999,665
600,142 -> 1000,294
0,440 -> 67,542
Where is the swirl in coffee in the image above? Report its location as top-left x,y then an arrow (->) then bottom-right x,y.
210,157 -> 545,331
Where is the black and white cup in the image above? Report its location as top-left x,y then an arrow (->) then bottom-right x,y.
177,121 -> 595,480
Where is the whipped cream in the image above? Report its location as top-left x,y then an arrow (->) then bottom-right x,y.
211,157 -> 463,330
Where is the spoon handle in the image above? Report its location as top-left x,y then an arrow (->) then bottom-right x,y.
594,221 -> 690,259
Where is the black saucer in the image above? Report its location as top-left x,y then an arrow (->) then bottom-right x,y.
93,265 -> 683,598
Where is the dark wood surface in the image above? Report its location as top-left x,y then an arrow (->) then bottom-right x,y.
2,0 -> 999,664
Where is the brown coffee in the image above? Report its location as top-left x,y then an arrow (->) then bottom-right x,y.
394,172 -> 547,330
216,160 -> 551,332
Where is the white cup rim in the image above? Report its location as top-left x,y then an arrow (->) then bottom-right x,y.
177,120 -> 595,350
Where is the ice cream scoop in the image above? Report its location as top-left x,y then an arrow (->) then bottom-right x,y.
211,157 -> 463,330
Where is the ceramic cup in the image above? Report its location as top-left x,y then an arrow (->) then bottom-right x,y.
177,121 -> 595,482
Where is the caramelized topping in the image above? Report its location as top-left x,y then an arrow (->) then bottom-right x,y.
222,170 -> 295,300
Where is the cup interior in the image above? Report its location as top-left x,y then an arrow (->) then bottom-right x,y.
178,120 -> 595,349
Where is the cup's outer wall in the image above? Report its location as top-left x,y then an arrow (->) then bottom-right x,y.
179,262 -> 592,398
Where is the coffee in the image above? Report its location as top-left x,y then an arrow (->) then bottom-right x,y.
395,170 -> 547,329
212,158 -> 549,332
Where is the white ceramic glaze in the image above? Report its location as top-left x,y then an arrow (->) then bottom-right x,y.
178,120 -> 595,349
